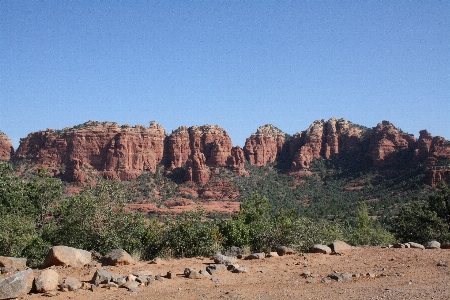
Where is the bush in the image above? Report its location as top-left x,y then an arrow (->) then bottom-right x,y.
51,180 -> 146,255
347,203 -> 395,246
144,209 -> 224,258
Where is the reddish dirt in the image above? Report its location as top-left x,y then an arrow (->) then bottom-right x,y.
127,201 -> 240,214
18,246 -> 450,299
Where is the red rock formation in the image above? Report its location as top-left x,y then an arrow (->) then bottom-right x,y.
370,121 -> 417,166
0,131 -> 14,161
14,121 -> 166,183
185,151 -> 210,185
290,118 -> 367,170
244,124 -> 285,166
167,125 -> 248,181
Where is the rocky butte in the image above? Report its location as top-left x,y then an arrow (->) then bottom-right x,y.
4,118 -> 450,186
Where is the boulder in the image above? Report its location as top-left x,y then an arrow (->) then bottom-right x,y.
0,269 -> 34,299
184,268 -> 202,279
408,242 -> 425,250
276,246 -> 294,256
206,264 -> 227,275
330,240 -> 352,253
232,266 -> 249,273
92,269 -> 112,285
103,249 -> 136,266
0,256 -> 27,270
35,269 -> 59,293
42,246 -> 91,268
311,244 -> 332,254
59,277 -> 81,292
425,241 -> 441,249
245,253 -> 265,260
213,254 -> 237,266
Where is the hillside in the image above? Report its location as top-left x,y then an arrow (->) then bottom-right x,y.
1,118 -> 450,221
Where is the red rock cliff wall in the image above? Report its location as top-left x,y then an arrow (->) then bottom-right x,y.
0,132 -> 14,161
244,124 -> 285,166
14,121 -> 166,183
289,118 -> 367,170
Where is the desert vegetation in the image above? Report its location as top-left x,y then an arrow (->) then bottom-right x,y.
1,159 -> 449,269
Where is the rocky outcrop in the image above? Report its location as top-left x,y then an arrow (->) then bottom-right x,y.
369,121 -> 417,166
14,121 -> 166,183
290,118 -> 367,170
169,125 -> 248,183
8,118 -> 450,185
244,124 -> 285,166
0,131 -> 13,161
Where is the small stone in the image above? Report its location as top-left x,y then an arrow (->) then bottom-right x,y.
122,281 -> 140,291
232,266 -> 249,273
321,277 -> 332,284
301,271 -> 311,278
437,260 -> 447,267
127,274 -> 137,282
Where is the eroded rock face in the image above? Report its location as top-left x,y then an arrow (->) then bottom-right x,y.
369,121 -> 417,166
290,118 -> 367,170
14,121 -> 166,184
244,124 -> 285,166
0,131 -> 14,161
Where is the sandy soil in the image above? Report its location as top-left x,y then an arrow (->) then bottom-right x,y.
20,246 -> 450,300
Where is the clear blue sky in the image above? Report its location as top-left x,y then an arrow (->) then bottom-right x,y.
1,1 -> 449,149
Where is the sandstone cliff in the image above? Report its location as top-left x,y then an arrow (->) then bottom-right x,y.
289,118 -> 368,170
8,118 -> 450,186
0,131 -> 14,161
244,124 -> 285,166
14,121 -> 166,183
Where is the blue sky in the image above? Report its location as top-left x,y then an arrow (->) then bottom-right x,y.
1,1 -> 449,149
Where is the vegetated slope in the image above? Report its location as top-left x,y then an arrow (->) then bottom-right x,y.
3,118 -> 449,222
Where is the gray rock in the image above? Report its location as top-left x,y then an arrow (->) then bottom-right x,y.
321,277 -> 332,284
103,249 -> 136,266
328,273 -> 352,282
111,273 -> 124,283
59,277 -> 81,292
330,240 -> 352,253
0,256 -> 27,270
0,269 -> 34,299
276,246 -> 294,256
408,242 -> 425,249
92,269 -> 112,285
102,282 -> 118,289
35,269 -> 59,293
245,253 -> 265,260
42,246 -> 91,268
311,244 -> 332,254
232,266 -> 249,273
266,252 -> 279,258
425,240 -> 441,249
206,264 -> 227,275
184,268 -> 202,279
122,281 -> 140,291
301,271 -> 311,278
213,254 -> 237,266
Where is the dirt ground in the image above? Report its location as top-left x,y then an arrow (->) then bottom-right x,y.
20,246 -> 450,300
